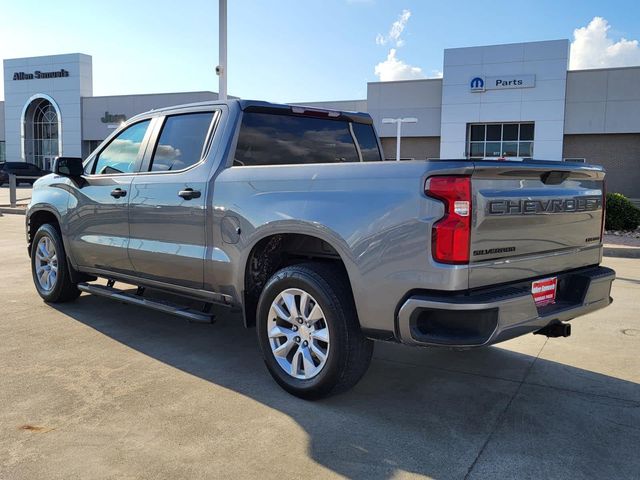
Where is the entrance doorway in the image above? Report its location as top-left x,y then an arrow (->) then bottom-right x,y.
23,96 -> 61,170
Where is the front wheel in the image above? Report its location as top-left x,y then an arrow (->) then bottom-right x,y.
256,263 -> 373,399
31,224 -> 80,303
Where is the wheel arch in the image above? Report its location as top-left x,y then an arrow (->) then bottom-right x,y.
27,207 -> 63,258
239,226 -> 359,329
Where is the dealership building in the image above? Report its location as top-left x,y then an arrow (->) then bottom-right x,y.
1,39 -> 639,196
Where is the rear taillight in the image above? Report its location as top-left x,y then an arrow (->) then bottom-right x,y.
426,176 -> 472,264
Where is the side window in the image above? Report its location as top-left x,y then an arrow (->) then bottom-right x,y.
352,123 -> 382,162
150,112 -> 214,172
234,112 -> 360,166
93,120 -> 151,175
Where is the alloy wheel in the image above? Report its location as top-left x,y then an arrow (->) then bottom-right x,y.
267,288 -> 330,380
35,236 -> 58,291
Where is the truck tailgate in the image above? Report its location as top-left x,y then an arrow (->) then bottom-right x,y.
469,161 -> 605,288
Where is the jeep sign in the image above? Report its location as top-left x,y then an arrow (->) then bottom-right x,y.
470,74 -> 535,92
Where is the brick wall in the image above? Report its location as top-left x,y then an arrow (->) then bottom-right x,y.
563,134 -> 640,198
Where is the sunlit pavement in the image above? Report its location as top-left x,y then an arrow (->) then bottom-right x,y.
0,185 -> 32,207
1,213 -> 638,479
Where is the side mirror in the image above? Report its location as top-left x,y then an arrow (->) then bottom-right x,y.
54,157 -> 84,177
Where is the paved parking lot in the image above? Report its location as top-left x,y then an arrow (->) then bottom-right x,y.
0,185 -> 32,207
1,213 -> 639,479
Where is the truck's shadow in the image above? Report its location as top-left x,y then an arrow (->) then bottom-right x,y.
52,294 -> 640,480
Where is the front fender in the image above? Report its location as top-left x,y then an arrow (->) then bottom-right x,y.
26,175 -> 75,264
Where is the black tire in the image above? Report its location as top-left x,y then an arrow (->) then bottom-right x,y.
31,223 -> 81,303
256,262 -> 373,399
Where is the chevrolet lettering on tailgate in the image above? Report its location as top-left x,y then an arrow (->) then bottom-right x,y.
488,196 -> 602,215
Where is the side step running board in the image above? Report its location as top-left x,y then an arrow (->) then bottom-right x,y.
77,282 -> 215,324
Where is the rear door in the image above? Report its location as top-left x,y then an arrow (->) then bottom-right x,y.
469,161 -> 605,287
128,109 -> 219,289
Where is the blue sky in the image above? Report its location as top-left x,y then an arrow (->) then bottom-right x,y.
1,0 -> 639,102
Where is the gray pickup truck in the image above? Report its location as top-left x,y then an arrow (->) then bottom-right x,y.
26,100 -> 615,398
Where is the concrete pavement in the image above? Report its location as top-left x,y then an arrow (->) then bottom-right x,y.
0,213 -> 638,479
0,185 -> 32,206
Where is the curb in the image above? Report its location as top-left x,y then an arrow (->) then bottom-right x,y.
0,207 -> 26,215
603,246 -> 640,259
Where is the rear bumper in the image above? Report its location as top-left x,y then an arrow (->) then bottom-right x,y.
396,266 -> 615,348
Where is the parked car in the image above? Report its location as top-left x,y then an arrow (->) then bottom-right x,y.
25,100 -> 615,399
0,161 -> 48,186
0,164 -> 8,185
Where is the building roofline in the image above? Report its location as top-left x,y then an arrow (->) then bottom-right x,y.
3,53 -> 91,62
368,77 -> 442,86
83,90 -> 218,100
444,38 -> 569,51
568,65 -> 640,73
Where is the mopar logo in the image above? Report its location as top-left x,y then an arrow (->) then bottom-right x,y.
470,77 -> 485,91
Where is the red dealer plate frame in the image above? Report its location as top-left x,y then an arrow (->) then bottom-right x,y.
532,277 -> 557,307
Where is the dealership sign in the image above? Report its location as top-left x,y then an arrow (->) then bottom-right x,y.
13,69 -> 70,81
470,74 -> 535,92
100,112 -> 127,124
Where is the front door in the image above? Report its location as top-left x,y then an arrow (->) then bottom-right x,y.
128,110 -> 218,289
66,119 -> 153,275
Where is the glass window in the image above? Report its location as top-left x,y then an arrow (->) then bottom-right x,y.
502,124 -> 518,141
520,123 -> 534,141
351,122 -> 382,162
0,141 -> 5,162
150,112 -> 214,172
502,142 -> 518,156
470,125 -> 485,142
469,142 -> 484,157
467,122 -> 535,159
519,141 -> 533,157
486,142 -> 502,157
93,120 -> 150,174
486,124 -> 502,141
234,112 -> 362,166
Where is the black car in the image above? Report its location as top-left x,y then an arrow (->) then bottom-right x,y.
0,162 -> 48,186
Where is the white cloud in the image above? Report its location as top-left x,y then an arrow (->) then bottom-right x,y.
570,17 -> 640,69
376,9 -> 411,47
374,48 -> 425,81
374,10 -> 426,82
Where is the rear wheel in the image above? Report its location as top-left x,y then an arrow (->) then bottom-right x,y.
31,224 -> 80,303
257,263 -> 373,399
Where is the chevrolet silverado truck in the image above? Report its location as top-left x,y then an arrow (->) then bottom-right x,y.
26,100 -> 615,399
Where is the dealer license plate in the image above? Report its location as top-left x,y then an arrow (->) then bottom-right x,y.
532,277 -> 557,307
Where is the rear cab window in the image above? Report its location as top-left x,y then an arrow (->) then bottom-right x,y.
234,111 -> 381,166
149,112 -> 214,172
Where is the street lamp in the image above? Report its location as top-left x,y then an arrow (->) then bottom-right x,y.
382,117 -> 418,161
216,0 -> 228,100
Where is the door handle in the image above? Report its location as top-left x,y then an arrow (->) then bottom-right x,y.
110,188 -> 127,198
178,188 -> 201,200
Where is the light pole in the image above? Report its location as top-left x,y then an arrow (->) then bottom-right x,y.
217,0 -> 228,100
382,117 -> 418,161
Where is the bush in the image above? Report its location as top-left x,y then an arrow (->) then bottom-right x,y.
605,192 -> 640,231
